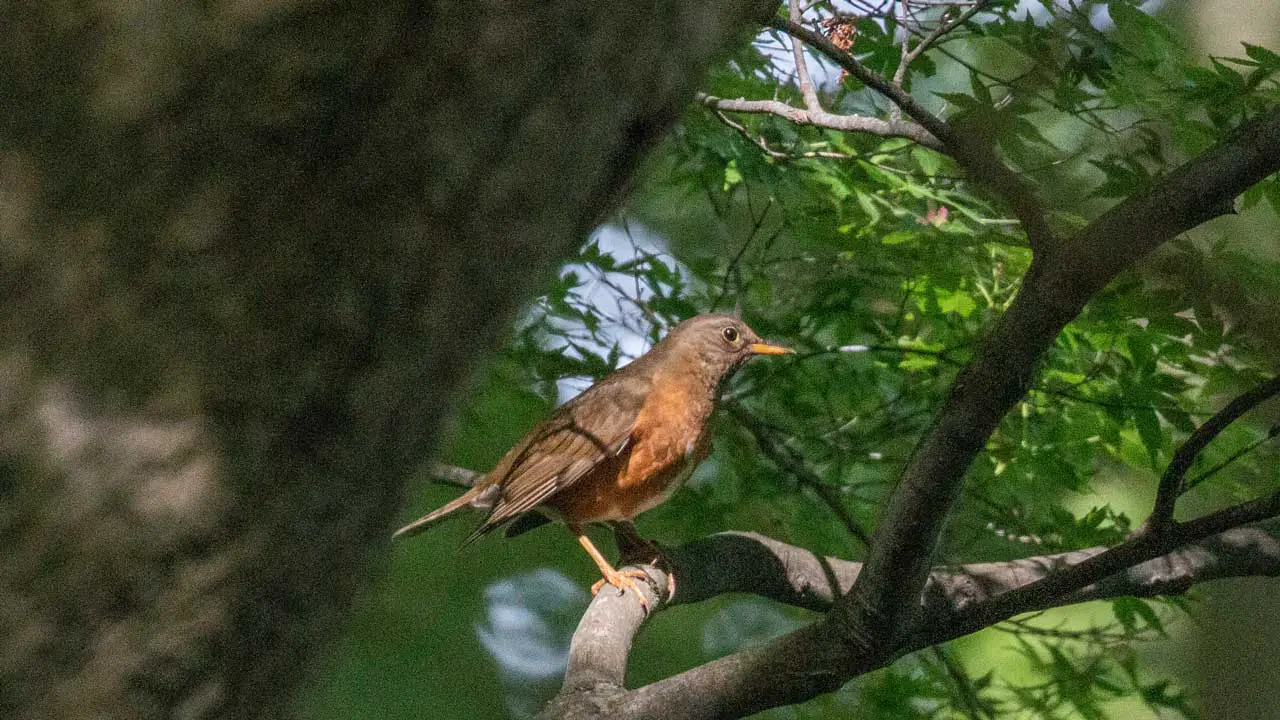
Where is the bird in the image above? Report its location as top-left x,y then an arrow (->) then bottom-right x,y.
393,313 -> 793,607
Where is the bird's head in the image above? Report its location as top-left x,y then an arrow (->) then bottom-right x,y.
658,313 -> 793,383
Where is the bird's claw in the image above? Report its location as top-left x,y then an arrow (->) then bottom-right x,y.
592,569 -> 654,611
614,535 -> 678,600
620,545 -> 677,600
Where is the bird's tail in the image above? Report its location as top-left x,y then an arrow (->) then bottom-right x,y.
392,486 -> 490,540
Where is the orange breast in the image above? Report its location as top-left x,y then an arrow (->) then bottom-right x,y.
545,373 -> 713,524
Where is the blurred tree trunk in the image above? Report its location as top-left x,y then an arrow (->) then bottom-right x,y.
0,3 -> 773,717
1188,0 -> 1280,56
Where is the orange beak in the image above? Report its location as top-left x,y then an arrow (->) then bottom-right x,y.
750,342 -> 795,356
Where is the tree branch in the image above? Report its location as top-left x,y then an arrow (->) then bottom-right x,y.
770,17 -> 949,140
929,490 -> 1280,645
891,0 -> 914,100
697,93 -> 943,149
542,517 -> 1280,719
1065,108 -> 1280,293
893,1 -> 993,88
1146,376 -> 1280,533
1185,424 -> 1280,493
789,0 -> 822,113
769,16 -> 1057,254
709,109 -> 860,160
832,107 -> 1280,656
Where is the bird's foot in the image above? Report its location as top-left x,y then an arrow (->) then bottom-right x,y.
613,526 -> 678,599
591,569 -> 654,611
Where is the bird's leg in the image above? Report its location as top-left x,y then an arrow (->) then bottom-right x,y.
570,524 -> 652,611
609,520 -> 676,599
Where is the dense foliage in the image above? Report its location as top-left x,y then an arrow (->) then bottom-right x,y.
313,2 -> 1279,718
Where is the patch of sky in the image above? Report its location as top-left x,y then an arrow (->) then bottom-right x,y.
535,221 -> 696,403
476,568 -> 588,718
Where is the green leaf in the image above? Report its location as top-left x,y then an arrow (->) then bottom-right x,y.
1110,3 -> 1176,53
1113,597 -> 1165,634
853,189 -> 882,224
1126,336 -> 1156,373
1244,42 -> 1280,70
1132,406 -> 1163,468
1132,598 -> 1166,634
912,146 -> 943,177
935,287 -> 978,318
722,160 -> 742,191
898,354 -> 939,372
880,230 -> 917,246
969,68 -> 993,106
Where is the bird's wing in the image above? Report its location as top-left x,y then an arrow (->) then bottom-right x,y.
462,373 -> 646,543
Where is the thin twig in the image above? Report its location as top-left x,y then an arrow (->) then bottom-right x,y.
711,110 -> 857,160
891,0 -> 912,111
772,17 -> 949,140
770,16 -> 1058,254
730,404 -> 874,550
712,197 -> 776,312
895,0 -> 994,88
796,342 -> 964,366
1184,424 -> 1280,493
1031,387 -> 1209,416
790,0 -> 823,112
697,93 -> 942,148
1145,376 -> 1280,533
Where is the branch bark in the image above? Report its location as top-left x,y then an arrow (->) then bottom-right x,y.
697,93 -> 943,149
540,518 -> 1280,719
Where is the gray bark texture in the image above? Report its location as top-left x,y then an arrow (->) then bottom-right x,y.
0,2 -> 775,718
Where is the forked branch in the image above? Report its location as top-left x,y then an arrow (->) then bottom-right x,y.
769,15 -> 1058,253
536,109 -> 1280,720
540,517 -> 1280,719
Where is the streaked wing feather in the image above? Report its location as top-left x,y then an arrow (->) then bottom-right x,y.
463,374 -> 645,542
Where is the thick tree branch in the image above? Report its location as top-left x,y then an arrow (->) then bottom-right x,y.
933,491 -> 1280,645
542,517 -> 1280,719
834,107 -> 1280,655
1065,108 -> 1280,292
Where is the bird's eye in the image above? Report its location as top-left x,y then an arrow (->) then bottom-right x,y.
721,326 -> 740,344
